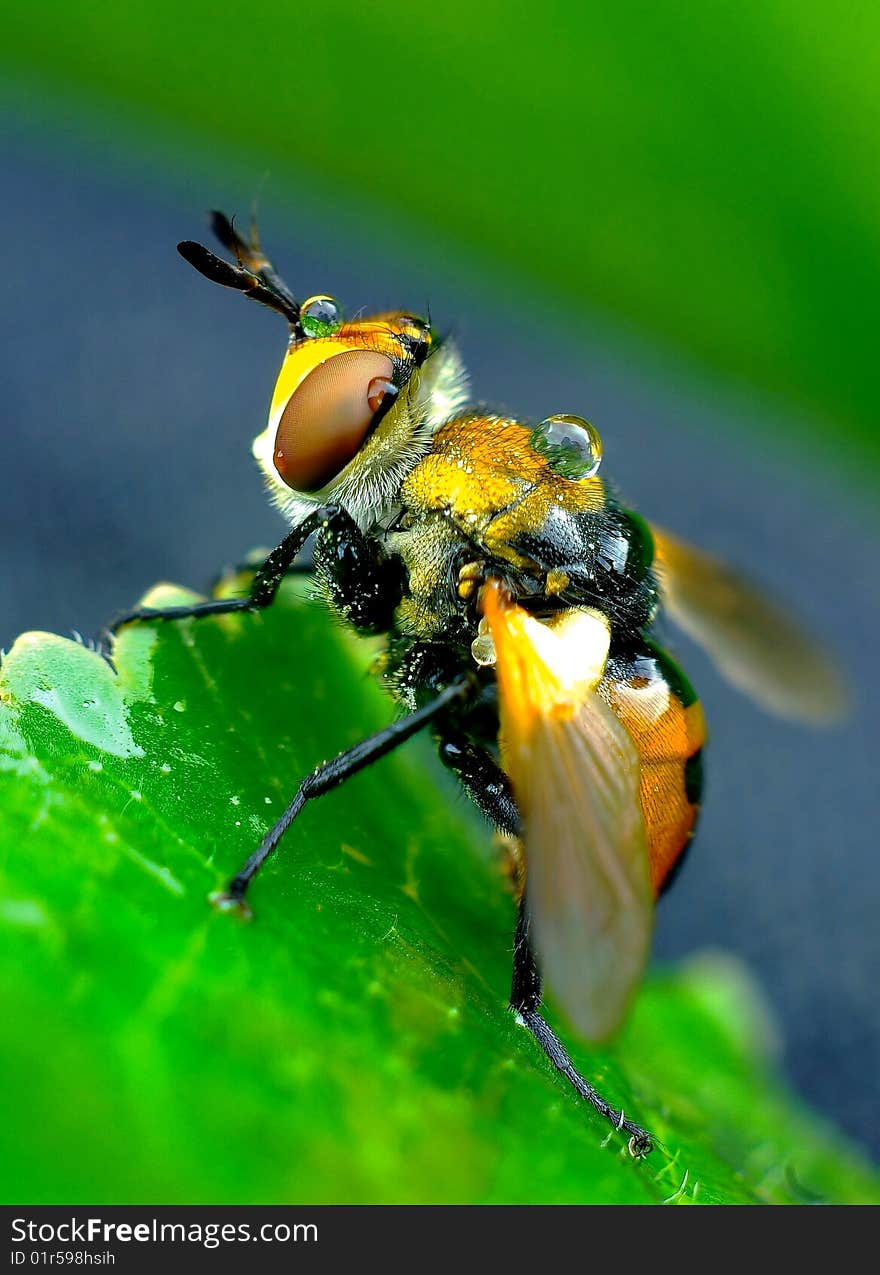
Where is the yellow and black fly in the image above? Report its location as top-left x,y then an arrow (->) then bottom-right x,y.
111,212 -> 846,1155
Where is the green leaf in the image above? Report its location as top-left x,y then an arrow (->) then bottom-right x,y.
1,580 -> 877,1203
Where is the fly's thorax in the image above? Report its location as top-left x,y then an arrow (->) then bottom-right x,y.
508,502 -> 660,633
399,414 -> 606,541
389,412 -> 659,644
384,512 -> 474,641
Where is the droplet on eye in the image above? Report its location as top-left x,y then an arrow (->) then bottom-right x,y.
367,377 -> 398,414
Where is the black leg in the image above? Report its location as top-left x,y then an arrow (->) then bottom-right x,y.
107,500 -> 399,644
212,553 -> 315,591
212,679 -> 470,916
437,729 -> 654,1157
106,506 -> 334,638
511,900 -> 654,1157
218,507 -> 398,635
202,554 -> 314,622
436,729 -> 520,838
313,513 -> 403,634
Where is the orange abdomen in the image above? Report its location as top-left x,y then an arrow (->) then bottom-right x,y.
599,642 -> 705,892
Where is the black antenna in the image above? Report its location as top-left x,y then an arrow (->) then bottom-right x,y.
177,209 -> 302,333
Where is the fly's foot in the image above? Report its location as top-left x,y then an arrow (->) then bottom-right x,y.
94,630 -> 117,672
209,888 -> 253,921
598,1098 -> 655,1157
627,1129 -> 654,1159
517,1005 -> 655,1158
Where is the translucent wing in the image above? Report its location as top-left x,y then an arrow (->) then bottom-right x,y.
482,584 -> 653,1042
651,525 -> 848,724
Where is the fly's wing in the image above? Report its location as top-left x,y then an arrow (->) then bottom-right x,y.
651,525 -> 848,724
482,583 -> 653,1042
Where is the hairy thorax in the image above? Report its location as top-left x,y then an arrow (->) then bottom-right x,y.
381,414 -> 657,645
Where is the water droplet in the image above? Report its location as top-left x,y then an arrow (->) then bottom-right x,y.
532,413 -> 603,480
471,620 -> 497,667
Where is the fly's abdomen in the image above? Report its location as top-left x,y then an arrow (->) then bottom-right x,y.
600,640 -> 705,892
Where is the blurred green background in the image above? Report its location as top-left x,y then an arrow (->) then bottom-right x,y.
4,0 -> 880,479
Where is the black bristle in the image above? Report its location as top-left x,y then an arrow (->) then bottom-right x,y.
209,210 -> 243,254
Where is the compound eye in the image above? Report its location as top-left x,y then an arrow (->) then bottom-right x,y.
274,350 -> 395,492
530,413 -> 603,480
301,295 -> 344,337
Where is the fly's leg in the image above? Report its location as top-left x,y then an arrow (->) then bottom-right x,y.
511,901 -> 653,1157
216,509 -> 403,631
223,502 -> 403,631
436,730 -> 520,837
105,507 -> 332,638
211,552 -> 315,593
312,508 -> 404,634
213,679 -> 470,916
108,503 -> 400,642
437,728 -> 654,1157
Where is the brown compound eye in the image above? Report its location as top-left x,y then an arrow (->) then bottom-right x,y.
273,350 -> 395,492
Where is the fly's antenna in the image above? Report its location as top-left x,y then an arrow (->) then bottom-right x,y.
177,210 -> 303,335
209,210 -> 302,319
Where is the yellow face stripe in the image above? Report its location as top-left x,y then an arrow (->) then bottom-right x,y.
254,321 -> 413,490
268,337 -> 365,431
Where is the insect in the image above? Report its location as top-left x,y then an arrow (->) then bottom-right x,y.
110,212 -> 846,1156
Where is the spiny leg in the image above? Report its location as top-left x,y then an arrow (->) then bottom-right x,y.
217,508 -> 400,634
105,508 -> 329,639
205,552 -> 315,609
213,679 -> 471,916
437,728 -> 653,1156
101,506 -> 335,670
511,902 -> 653,1157
217,555 -> 315,587
107,501 -> 398,642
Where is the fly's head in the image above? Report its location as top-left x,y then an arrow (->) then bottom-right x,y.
178,212 -> 468,527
